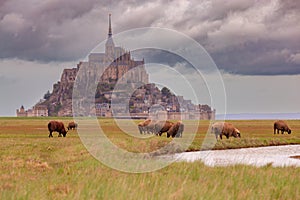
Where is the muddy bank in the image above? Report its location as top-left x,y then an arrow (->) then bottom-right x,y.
171,145 -> 300,167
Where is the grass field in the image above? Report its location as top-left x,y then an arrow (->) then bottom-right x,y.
0,117 -> 299,199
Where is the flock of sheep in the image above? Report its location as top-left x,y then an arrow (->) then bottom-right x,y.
47,121 -> 77,137
136,119 -> 240,139
211,120 -> 292,140
47,119 -> 292,140
138,119 -> 184,138
137,119 -> 292,140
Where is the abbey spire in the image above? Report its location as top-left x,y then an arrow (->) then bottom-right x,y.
108,13 -> 112,38
105,14 -> 115,60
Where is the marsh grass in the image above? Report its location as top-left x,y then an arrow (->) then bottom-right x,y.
0,117 -> 299,199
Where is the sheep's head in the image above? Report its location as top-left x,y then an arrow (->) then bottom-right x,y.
235,128 -> 241,138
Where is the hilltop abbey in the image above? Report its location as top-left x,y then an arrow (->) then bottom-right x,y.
17,15 -> 215,120
62,14 -> 148,86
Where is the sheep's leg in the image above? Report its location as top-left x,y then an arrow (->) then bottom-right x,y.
138,127 -> 142,134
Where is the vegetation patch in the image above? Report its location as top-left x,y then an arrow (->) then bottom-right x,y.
0,118 -> 299,199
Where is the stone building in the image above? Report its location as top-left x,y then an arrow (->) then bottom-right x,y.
36,14 -> 148,116
26,14 -> 215,120
16,105 -> 27,117
75,15 -> 148,86
16,105 -> 48,117
27,105 -> 48,117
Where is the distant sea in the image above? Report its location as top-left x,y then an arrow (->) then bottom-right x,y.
216,113 -> 300,120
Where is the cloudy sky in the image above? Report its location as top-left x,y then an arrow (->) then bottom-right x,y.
0,0 -> 300,116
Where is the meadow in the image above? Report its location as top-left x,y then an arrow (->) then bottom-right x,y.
0,117 -> 299,199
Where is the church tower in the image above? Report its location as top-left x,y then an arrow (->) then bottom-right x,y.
105,14 -> 115,62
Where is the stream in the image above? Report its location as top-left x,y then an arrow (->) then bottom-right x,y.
171,145 -> 300,167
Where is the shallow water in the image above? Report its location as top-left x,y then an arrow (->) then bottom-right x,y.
172,145 -> 300,167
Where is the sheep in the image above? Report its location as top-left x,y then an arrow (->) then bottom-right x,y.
67,122 -> 78,130
48,121 -> 68,137
211,122 -> 241,140
138,119 -> 156,134
167,121 -> 184,138
154,120 -> 174,136
274,120 -> 291,134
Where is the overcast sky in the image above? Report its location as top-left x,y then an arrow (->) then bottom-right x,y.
0,0 -> 300,116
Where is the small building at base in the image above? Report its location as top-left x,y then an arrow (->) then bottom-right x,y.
16,105 -> 27,117
16,105 -> 48,117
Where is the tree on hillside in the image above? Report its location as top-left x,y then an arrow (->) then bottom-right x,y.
43,90 -> 51,100
161,87 -> 171,97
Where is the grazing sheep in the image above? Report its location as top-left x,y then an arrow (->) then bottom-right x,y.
167,121 -> 184,138
138,121 -> 145,134
48,121 -> 68,137
211,122 -> 241,140
154,120 -> 174,136
145,120 -> 157,134
274,120 -> 291,134
67,122 -> 78,130
138,119 -> 152,134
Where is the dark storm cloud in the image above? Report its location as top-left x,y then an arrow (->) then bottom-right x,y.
0,0 -> 299,75
179,0 -> 300,75
190,1 -> 299,75
0,0 -> 111,61
132,49 -> 186,68
132,48 -> 197,76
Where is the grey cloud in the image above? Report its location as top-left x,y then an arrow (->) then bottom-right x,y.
289,53 -> 300,64
132,48 -> 186,67
0,74 -> 18,85
211,38 -> 300,75
193,0 -> 300,75
132,48 -> 208,75
0,0 -> 164,62
276,0 -> 300,13
0,0 -> 299,75
0,0 -> 109,61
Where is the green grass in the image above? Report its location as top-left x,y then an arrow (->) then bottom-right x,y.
0,117 -> 299,199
